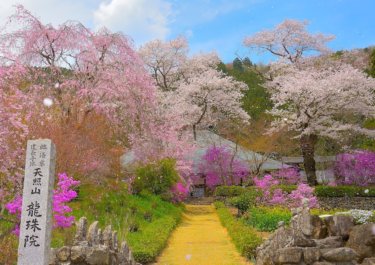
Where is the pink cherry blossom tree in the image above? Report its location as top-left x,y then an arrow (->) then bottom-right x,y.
139,37 -> 188,91
140,38 -> 250,140
0,6 -> 193,203
0,67 -> 30,204
266,62 -> 375,185
0,5 -> 156,132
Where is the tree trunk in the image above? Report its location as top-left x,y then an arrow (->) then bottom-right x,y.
300,134 -> 318,186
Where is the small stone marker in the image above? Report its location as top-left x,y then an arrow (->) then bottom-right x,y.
18,139 -> 56,265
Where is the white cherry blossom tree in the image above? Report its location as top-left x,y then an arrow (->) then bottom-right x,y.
140,38 -> 249,139
243,19 -> 335,64
267,61 -> 375,185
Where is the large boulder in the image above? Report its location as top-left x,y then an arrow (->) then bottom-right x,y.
292,207 -> 327,239
362,257 -> 375,265
324,215 -> 354,239
56,246 -> 71,262
49,248 -> 57,265
314,236 -> 344,249
256,226 -> 295,265
321,247 -> 358,262
273,247 -> 303,264
303,247 -> 321,264
70,245 -> 89,264
85,245 -> 110,265
346,223 -> 375,262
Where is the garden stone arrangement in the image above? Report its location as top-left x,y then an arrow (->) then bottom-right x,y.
256,203 -> 375,265
49,217 -> 140,265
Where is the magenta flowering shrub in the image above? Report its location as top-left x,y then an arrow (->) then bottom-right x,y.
272,167 -> 301,184
197,145 -> 249,189
253,174 -> 279,189
52,173 -> 80,227
253,174 -> 318,208
334,151 -> 375,186
170,182 -> 189,202
253,175 -> 286,205
288,184 -> 318,208
5,173 -> 80,235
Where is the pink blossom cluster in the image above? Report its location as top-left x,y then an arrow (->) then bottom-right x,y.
253,174 -> 318,208
334,151 -> 375,186
5,173 -> 80,235
288,184 -> 318,208
197,145 -> 249,189
271,167 -> 301,184
170,182 -> 189,203
53,173 -> 80,227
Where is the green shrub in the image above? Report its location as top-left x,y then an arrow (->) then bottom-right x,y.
243,207 -> 292,232
214,202 -> 263,260
132,158 -> 179,195
229,191 -> 259,215
314,185 -> 375,197
215,186 -> 247,197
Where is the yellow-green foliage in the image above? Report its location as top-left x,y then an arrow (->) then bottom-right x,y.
242,207 -> 292,232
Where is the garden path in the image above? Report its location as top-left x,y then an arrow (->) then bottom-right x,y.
155,204 -> 251,265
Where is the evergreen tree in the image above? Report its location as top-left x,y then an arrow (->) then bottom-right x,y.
243,57 -> 253,67
367,48 -> 375,78
233,58 -> 244,72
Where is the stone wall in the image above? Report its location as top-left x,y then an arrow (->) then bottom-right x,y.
49,217 -> 140,265
319,197 -> 375,211
256,203 -> 375,265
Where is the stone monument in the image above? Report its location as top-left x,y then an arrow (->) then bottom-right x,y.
18,139 -> 56,265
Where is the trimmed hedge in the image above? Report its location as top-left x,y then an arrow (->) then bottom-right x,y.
215,185 -> 297,198
215,186 -> 249,197
314,185 -> 375,197
127,214 -> 182,263
214,202 -> 263,259
215,185 -> 375,198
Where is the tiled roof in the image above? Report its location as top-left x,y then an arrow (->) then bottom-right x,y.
121,130 -> 288,172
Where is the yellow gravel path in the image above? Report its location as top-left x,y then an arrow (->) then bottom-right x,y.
156,204 -> 252,265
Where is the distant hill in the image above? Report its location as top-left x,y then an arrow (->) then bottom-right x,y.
219,47 -> 375,156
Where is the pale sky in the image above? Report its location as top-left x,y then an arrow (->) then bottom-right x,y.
0,0 -> 374,63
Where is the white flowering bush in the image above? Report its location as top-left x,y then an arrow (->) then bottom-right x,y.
348,209 -> 375,224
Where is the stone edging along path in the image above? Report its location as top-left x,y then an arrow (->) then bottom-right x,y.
155,204 -> 251,265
